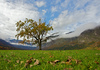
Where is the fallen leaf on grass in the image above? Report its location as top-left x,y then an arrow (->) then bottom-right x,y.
54,60 -> 60,63
95,61 -> 99,64
4,59 -> 11,63
68,56 -> 72,59
47,61 -> 50,64
65,59 -> 72,65
26,59 -> 32,64
30,64 -> 34,68
50,61 -> 55,65
75,60 -> 81,64
0,55 -> 3,58
7,60 -> 11,63
66,62 -> 72,65
30,57 -> 33,60
64,68 -> 73,70
28,54 -> 30,56
71,59 -> 75,61
31,58 -> 36,62
42,57 -> 44,59
33,53 -> 35,55
47,60 -> 60,66
24,63 -> 29,68
34,59 -> 40,65
6,55 -> 8,57
66,59 -> 71,63
96,53 -> 100,55
50,55 -> 53,58
16,60 -> 20,63
11,54 -> 15,57
13,64 -> 17,67
20,61 -> 24,64
24,58 -> 37,68
61,61 -> 66,64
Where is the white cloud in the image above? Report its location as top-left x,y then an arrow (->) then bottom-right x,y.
61,0 -> 70,7
51,0 -> 100,37
56,0 -> 61,4
0,0 -> 40,40
35,1 -> 46,7
0,0 -> 100,40
42,10 -> 46,15
59,22 -> 100,38
51,6 -> 57,12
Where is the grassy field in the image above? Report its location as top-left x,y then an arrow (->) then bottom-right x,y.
0,50 -> 100,70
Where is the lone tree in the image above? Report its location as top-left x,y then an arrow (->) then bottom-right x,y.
15,18 -> 53,50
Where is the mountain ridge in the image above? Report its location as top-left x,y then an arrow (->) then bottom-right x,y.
43,26 -> 100,50
0,39 -> 19,50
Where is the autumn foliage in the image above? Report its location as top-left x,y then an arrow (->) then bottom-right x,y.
15,18 -> 53,50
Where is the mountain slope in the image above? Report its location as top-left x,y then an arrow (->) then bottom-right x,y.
0,39 -> 19,50
43,26 -> 100,50
9,39 -> 36,50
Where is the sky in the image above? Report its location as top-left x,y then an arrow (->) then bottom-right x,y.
0,0 -> 100,40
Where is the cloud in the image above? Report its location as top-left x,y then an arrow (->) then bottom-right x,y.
0,0 -> 100,40
61,0 -> 70,7
59,22 -> 100,38
55,0 -> 61,4
35,1 -> 46,7
42,10 -> 46,15
0,0 -> 40,40
51,0 -> 100,37
51,6 -> 57,12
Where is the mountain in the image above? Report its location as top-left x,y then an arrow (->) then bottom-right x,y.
0,39 -> 36,50
9,39 -> 22,43
0,39 -> 19,50
12,44 -> 36,50
9,39 -> 36,50
43,26 -> 100,50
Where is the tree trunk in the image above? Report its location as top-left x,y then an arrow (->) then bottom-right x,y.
39,40 -> 42,50
39,44 -> 41,50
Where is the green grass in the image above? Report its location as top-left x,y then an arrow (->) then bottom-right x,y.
0,50 -> 100,70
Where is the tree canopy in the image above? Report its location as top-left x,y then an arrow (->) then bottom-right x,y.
15,18 -> 53,50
